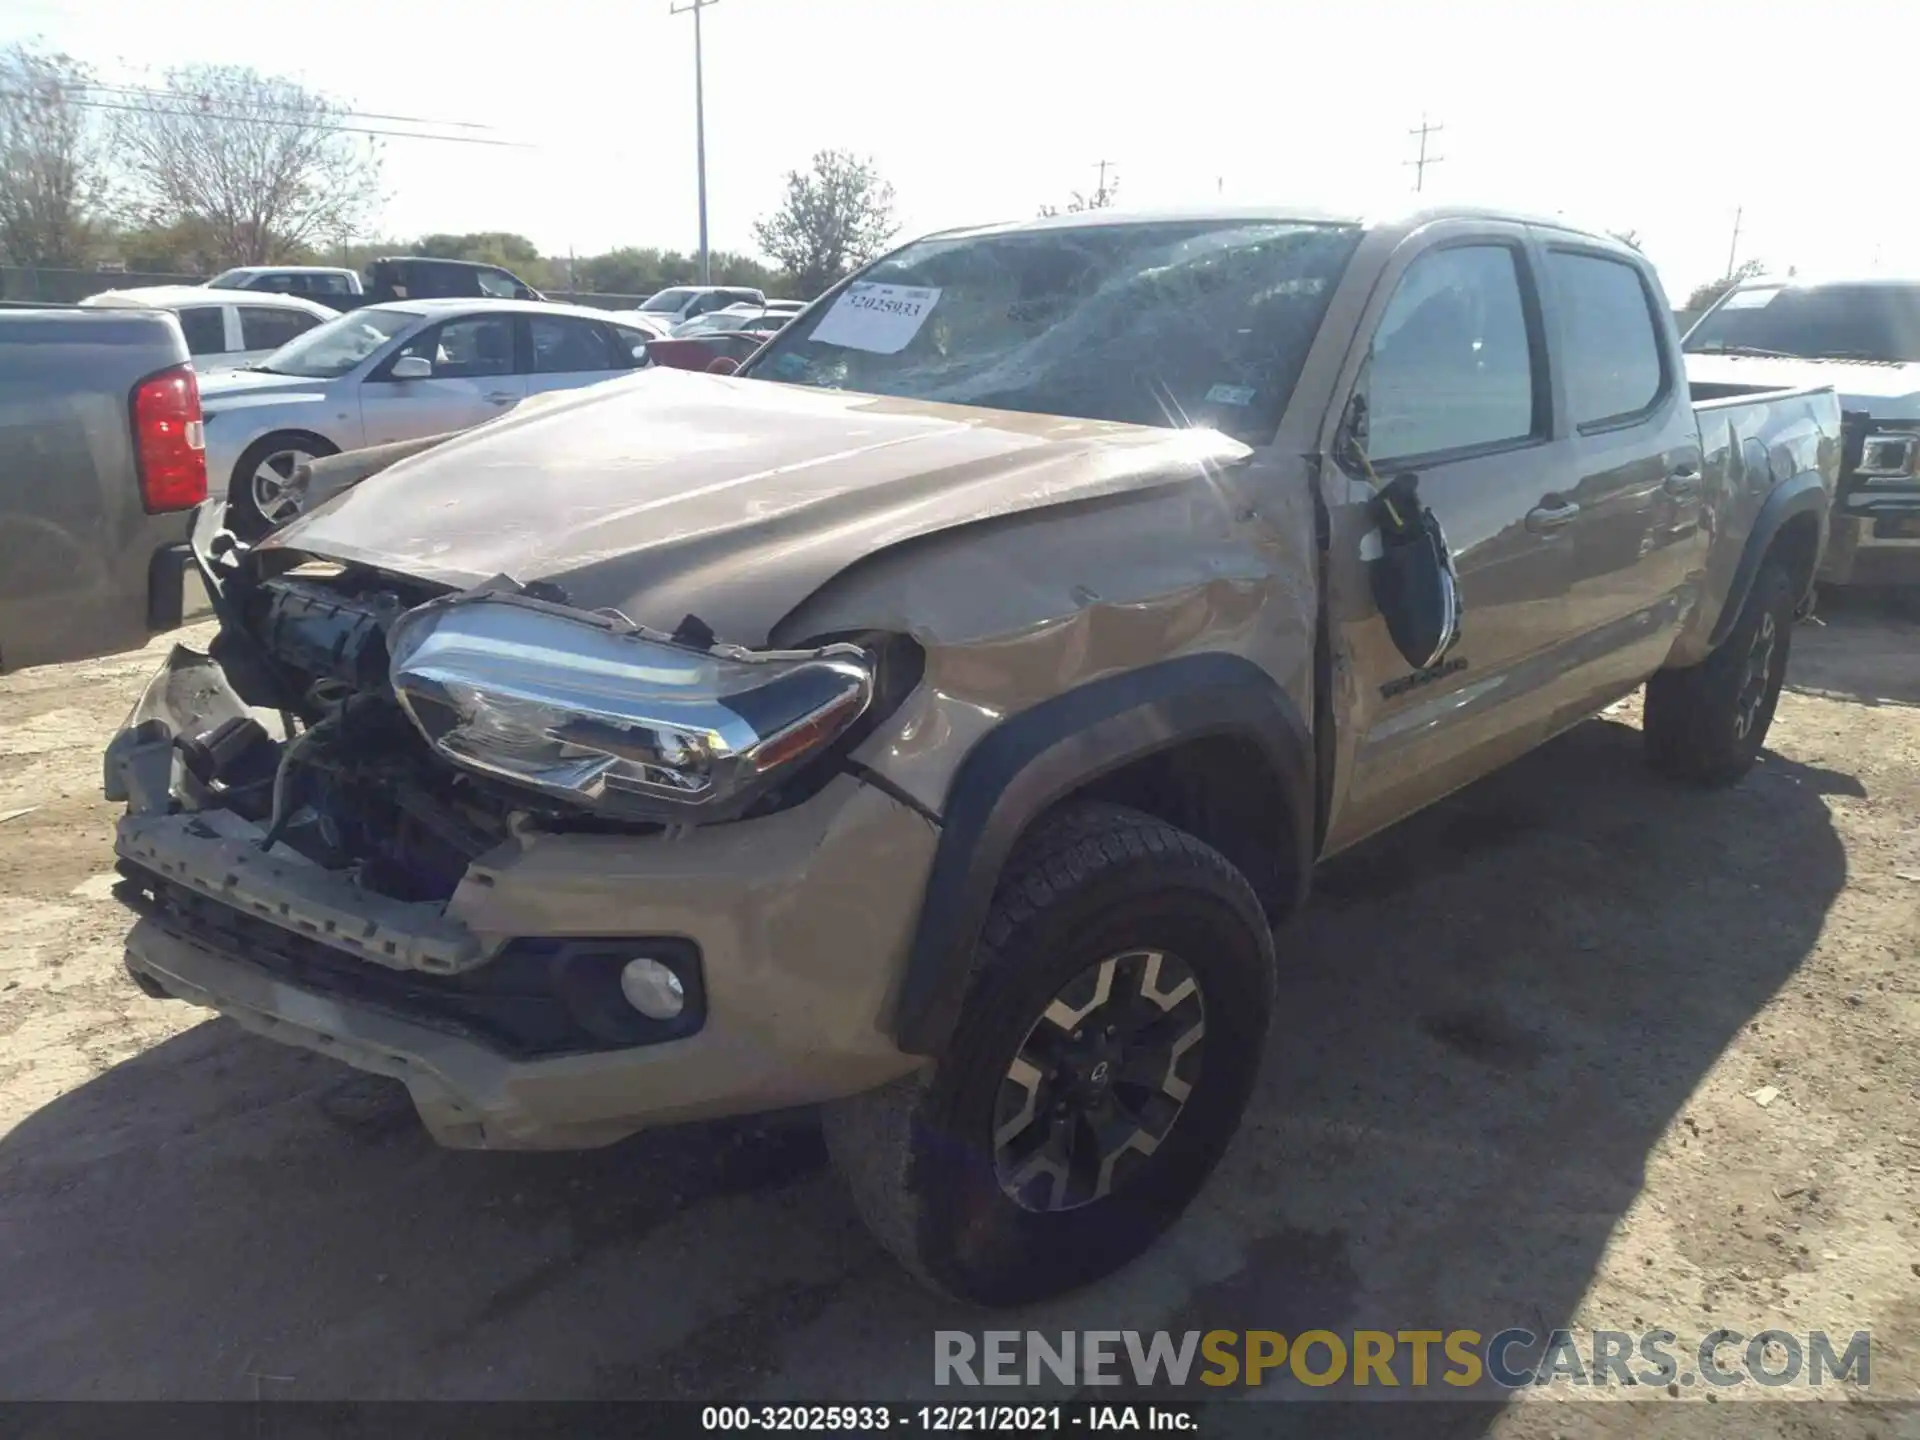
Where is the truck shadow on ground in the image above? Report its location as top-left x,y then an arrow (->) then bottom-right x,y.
0,717 -> 1850,1420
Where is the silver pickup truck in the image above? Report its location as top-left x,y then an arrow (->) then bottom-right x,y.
102,206 -> 1840,1305
0,308 -> 208,673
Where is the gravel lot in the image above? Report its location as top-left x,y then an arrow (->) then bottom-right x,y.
1,595 -> 1916,1430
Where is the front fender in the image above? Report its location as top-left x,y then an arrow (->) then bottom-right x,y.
888,651 -> 1313,1057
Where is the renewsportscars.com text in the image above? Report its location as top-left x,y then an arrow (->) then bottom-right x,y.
935,1328 -> 1871,1391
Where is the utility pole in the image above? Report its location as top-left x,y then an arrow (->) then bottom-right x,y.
1093,159 -> 1116,207
1405,115 -> 1444,193
1724,206 -> 1742,279
671,0 -> 717,284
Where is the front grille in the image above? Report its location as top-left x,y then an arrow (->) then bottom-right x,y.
121,864 -> 703,1058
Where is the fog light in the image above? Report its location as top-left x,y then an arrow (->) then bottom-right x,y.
619,957 -> 686,1020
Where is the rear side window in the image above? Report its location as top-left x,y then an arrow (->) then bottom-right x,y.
175,306 -> 226,355
476,268 -> 520,298
240,306 -> 319,352
1549,251 -> 1664,427
528,315 -> 618,373
1364,244 -> 1539,462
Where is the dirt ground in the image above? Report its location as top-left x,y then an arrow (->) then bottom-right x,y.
1,595 -> 1916,1431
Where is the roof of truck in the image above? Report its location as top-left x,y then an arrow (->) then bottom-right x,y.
925,203 -> 1624,244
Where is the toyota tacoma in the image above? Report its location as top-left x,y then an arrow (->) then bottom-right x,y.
104,206 -> 1841,1304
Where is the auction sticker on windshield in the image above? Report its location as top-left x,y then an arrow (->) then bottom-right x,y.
809,282 -> 941,354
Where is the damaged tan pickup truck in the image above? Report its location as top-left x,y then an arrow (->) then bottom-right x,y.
104,206 -> 1842,1304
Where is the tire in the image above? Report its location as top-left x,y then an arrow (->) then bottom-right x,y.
1644,561 -> 1796,787
227,433 -> 337,539
824,803 -> 1275,1305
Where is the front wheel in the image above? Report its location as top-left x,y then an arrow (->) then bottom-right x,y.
227,433 -> 336,538
824,803 -> 1275,1305
1644,561 -> 1797,787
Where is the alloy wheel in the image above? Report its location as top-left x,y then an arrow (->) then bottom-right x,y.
991,948 -> 1207,1212
1734,611 -> 1777,741
250,447 -> 315,525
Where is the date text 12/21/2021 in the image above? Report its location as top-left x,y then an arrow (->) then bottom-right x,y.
701,1405 -> 1197,1431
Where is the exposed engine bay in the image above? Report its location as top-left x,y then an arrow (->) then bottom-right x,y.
169,561 -> 533,903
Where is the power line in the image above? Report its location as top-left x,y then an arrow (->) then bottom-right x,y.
2,91 -> 532,147
1405,115 -> 1444,193
63,80 -> 498,132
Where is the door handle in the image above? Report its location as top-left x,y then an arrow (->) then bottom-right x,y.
1526,500 -> 1580,534
485,391 -> 517,405
1664,464 -> 1702,498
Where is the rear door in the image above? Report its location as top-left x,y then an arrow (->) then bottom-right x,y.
521,313 -> 640,397
236,305 -> 324,366
1536,241 -> 1706,711
1322,224 -> 1580,850
174,304 -> 232,368
358,312 -> 525,444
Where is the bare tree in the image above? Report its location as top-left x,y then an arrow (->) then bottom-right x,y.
1039,169 -> 1119,218
0,44 -> 110,266
115,64 -> 381,266
1609,228 -> 1643,252
1683,257 -> 1768,315
752,149 -> 897,299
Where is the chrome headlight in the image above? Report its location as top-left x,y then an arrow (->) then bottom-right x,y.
1858,429 -> 1920,484
387,594 -> 874,820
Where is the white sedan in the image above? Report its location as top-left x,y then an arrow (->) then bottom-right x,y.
199,298 -> 661,534
78,285 -> 337,372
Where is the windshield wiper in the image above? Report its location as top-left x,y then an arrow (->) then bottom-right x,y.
1686,342 -> 1800,358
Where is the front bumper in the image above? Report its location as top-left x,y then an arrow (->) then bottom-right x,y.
116,769 -> 937,1150
1819,510 -> 1920,587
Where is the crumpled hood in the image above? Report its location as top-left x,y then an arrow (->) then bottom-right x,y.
263,367 -> 1249,645
1685,353 -> 1920,421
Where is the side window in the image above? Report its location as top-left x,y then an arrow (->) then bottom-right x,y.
476,268 -> 520,299
240,306 -> 318,352
604,324 -> 652,367
175,306 -> 227,356
1363,244 -> 1539,463
529,315 -> 618,373
257,274 -> 296,294
1548,251 -> 1665,427
388,315 -> 515,379
316,274 -> 353,296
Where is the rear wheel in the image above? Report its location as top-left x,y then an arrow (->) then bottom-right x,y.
228,433 -> 336,538
1644,561 -> 1796,787
824,803 -> 1275,1305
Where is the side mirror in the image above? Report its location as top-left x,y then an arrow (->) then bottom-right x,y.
706,356 -> 740,375
390,355 -> 432,381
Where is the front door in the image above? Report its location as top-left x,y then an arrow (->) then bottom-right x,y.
359,313 -> 526,444
1321,229 -> 1579,853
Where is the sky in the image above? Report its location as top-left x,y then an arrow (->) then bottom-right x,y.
5,0 -> 1917,300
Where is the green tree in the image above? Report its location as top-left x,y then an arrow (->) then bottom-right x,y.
752,149 -> 898,299
414,231 -> 542,267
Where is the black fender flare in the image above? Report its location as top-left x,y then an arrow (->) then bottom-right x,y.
888,651 -> 1314,1057
1708,472 -> 1830,649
